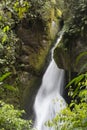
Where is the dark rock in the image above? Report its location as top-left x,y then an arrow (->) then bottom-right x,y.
54,35 -> 87,73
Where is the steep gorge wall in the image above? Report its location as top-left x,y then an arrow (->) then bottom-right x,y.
54,0 -> 87,74
16,16 -> 60,118
54,34 -> 87,73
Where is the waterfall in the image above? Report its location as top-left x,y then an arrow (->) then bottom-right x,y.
33,32 -> 66,130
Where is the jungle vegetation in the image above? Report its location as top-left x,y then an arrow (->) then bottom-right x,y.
0,0 -> 87,130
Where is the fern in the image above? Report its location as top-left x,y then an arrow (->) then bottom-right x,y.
79,63 -> 87,74
66,74 -> 85,88
0,72 -> 11,82
4,84 -> 18,92
75,51 -> 87,66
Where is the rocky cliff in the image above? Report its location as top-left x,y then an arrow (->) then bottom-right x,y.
16,15 -> 60,118
54,0 -> 87,74
0,0 -> 64,119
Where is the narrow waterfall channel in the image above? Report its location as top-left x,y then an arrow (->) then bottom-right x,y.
33,33 -> 66,130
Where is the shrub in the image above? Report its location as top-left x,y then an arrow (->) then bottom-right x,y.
0,100 -> 32,130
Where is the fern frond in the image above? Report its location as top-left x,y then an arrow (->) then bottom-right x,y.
75,51 -> 87,66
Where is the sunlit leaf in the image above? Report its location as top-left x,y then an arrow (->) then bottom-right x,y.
4,84 -> 18,92
0,72 -> 11,82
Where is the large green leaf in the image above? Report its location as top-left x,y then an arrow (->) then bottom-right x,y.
66,74 -> 85,88
0,72 -> 11,82
75,52 -> 87,66
4,84 -> 18,92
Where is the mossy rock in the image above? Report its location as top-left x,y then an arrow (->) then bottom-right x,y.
54,33 -> 87,73
54,45 -> 70,70
21,75 -> 42,119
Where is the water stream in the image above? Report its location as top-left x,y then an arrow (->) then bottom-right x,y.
33,32 -> 66,130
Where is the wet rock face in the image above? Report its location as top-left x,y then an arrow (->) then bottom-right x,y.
70,37 -> 87,72
54,36 -> 87,73
16,21 -> 48,74
15,20 -> 50,117
15,19 -> 59,118
16,19 -> 59,75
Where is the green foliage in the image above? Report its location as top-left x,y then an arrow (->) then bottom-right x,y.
48,101 -> 87,130
0,0 -> 30,73
76,52 -> 87,66
46,73 -> 87,130
29,0 -> 61,23
13,0 -> 30,19
79,63 -> 87,74
63,0 -> 87,37
75,52 -> 87,73
0,72 -> 11,82
38,1 -> 54,22
0,100 -> 32,130
56,9 -> 62,18
56,0 -> 64,10
0,3 -> 16,73
66,73 -> 87,98
0,72 -> 18,95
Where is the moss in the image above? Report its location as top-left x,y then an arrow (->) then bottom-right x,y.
56,9 -> 62,18
54,27 -> 87,72
28,41 -> 51,74
54,44 -> 70,70
21,75 -> 42,119
0,77 -> 20,108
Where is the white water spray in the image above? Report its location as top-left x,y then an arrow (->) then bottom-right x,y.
34,32 -> 66,130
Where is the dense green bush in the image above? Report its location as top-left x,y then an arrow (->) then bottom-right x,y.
0,0 -> 30,74
29,0 -> 59,22
0,100 -> 32,130
0,0 -> 31,111
63,0 -> 87,36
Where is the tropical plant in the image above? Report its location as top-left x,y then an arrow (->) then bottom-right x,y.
47,100 -> 87,130
46,73 -> 87,130
0,0 -> 31,108
0,0 -> 31,76
63,0 -> 87,36
0,100 -> 32,130
66,73 -> 87,98
0,72 -> 19,95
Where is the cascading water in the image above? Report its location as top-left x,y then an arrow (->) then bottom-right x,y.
33,32 -> 66,130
